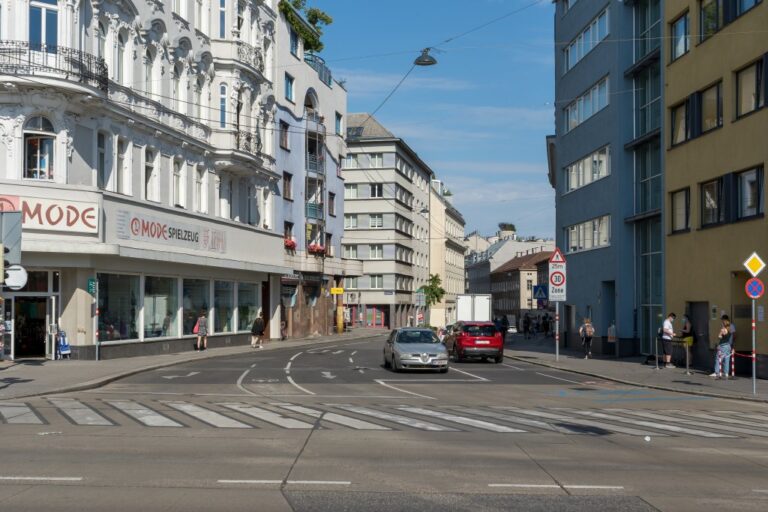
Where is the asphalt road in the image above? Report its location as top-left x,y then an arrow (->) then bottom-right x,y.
1,334 -> 768,511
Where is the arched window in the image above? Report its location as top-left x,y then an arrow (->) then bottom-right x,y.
144,49 -> 154,96
23,116 -> 55,180
96,22 -> 107,60
219,83 -> 227,128
116,32 -> 126,84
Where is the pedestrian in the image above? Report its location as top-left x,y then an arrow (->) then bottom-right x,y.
680,314 -> 693,342
523,314 -> 530,340
721,314 -> 736,346
251,311 -> 266,349
660,312 -> 676,368
194,309 -> 208,351
578,317 -> 595,359
710,318 -> 733,378
542,314 -> 550,338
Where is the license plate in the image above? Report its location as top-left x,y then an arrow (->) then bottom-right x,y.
475,340 -> 490,345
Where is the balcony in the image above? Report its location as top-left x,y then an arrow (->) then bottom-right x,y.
236,131 -> 262,156
306,153 -> 324,173
304,53 -> 332,87
305,203 -> 325,219
0,40 -> 107,91
236,40 -> 264,73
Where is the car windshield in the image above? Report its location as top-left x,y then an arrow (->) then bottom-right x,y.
462,324 -> 497,336
396,330 -> 440,344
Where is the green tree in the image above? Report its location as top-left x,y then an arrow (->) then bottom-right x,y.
422,274 -> 446,307
498,222 -> 516,232
279,0 -> 333,52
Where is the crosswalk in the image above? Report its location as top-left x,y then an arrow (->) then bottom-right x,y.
0,399 -> 766,438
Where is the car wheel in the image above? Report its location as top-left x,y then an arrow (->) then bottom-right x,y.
383,351 -> 390,368
495,353 -> 504,364
439,367 -> 448,374
391,354 -> 400,373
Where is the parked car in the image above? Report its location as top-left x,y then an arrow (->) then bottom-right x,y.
383,328 -> 449,373
444,321 -> 504,363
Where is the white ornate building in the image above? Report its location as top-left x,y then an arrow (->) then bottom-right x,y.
0,0 -> 290,359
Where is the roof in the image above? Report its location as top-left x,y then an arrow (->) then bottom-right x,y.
346,113 -> 395,139
492,251 -> 553,275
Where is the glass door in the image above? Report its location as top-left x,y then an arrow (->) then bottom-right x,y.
29,0 -> 59,70
46,295 -> 59,360
1,297 -> 13,361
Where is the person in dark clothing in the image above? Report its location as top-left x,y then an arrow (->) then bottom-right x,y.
251,311 -> 266,349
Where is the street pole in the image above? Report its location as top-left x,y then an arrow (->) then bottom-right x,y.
752,299 -> 756,395
555,302 -> 559,362
336,286 -> 344,335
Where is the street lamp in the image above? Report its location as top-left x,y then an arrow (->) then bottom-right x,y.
414,48 -> 437,66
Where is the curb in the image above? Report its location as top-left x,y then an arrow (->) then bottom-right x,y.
504,353 -> 768,404
4,331 -> 383,400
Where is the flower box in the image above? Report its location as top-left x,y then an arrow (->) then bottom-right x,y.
284,239 -> 297,250
308,244 -> 326,255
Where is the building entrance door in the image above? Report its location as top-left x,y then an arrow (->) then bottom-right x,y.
13,297 -> 50,358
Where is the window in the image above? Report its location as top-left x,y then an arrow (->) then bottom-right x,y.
183,279 -> 209,335
671,13 -> 689,61
370,275 -> 384,289
369,153 -> 383,168
344,183 -> 358,199
144,276 -> 179,339
564,77 -> 609,133
116,137 -> 127,194
736,59 -> 765,117
328,192 -> 336,216
219,0 -> 226,38
636,140 -> 661,213
636,0 -> 660,60
369,214 -> 383,228
635,65 -> 661,137
737,0 -> 760,15
282,172 -> 293,200
344,214 -> 358,229
24,116 -> 55,180
173,159 -> 184,207
285,73 -> 294,102
97,273 -> 140,341
701,82 -> 722,133
96,22 -> 106,60
238,282 -> 261,331
737,167 -> 763,219
144,49 -> 153,96
566,215 -> 611,253
343,153 -> 358,169
172,65 -> 182,112
564,0 -> 579,12
563,9 -> 609,72
671,188 -> 690,232
195,166 -> 206,212
343,245 -> 358,259
194,78 -> 204,121
144,148 -> 156,201
97,132 -> 108,189
116,33 -> 126,84
196,0 -> 203,28
370,244 -> 383,259
344,277 -> 358,288
279,121 -> 290,149
700,0 -> 722,40
701,178 -> 725,226
370,183 -> 383,198
219,84 -> 227,128
335,112 -> 342,135
671,102 -> 688,145
29,0 -> 58,48
290,28 -> 299,56
564,146 -> 610,192
671,82 -> 723,145
214,281 -> 234,333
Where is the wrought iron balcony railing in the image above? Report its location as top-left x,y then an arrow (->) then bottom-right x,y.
236,130 -> 262,155
306,153 -> 324,173
304,53 -> 332,87
306,203 -> 325,219
0,40 -> 108,91
236,41 -> 264,73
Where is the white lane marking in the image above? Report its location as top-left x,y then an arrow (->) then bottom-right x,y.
348,357 -> 354,364
0,403 -> 44,425
609,410 -> 755,438
106,400 -> 183,427
397,407 -> 525,433
332,350 -> 344,355
374,379 -> 436,400
350,351 -> 358,356
290,352 -> 303,361
163,402 -> 251,429
535,372 -> 583,385
48,398 -> 113,426
285,361 -> 292,371
218,480 -> 282,485
720,411 -> 768,422
670,410 -> 768,429
321,371 -> 336,380
287,480 -> 351,485
275,404 -> 390,430
502,363 -> 525,371
488,484 -> 560,489
287,376 -> 316,395
236,368 -> 258,397
332,405 -> 458,432
447,407 -> 571,433
250,363 -> 257,368
219,403 -> 313,429
449,367 -> 489,382
0,476 -> 83,482
564,485 -> 624,490
505,409 -> 668,437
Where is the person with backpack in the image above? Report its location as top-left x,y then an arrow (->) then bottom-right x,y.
251,311 -> 266,349
710,318 -> 733,378
579,318 -> 595,359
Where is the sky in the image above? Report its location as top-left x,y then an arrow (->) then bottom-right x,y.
315,0 -> 556,239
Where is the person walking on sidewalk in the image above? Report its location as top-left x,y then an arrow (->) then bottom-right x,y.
251,311 -> 266,349
579,318 -> 595,359
194,309 -> 208,351
661,312 -> 676,368
710,318 -> 733,378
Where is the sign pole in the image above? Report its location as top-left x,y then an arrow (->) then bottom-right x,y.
753,298 -> 757,395
555,302 -> 559,362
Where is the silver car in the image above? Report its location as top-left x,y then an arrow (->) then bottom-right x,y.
383,328 -> 449,373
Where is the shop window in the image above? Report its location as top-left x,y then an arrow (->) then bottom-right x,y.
214,281 -> 234,333
238,282 -> 261,331
24,116 -> 55,180
144,276 -> 179,339
183,279 -> 209,335
97,273 -> 140,341
16,271 -> 49,292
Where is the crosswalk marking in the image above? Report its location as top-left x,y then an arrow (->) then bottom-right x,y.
561,409 -> 730,438
722,411 -> 768,423
503,408 -> 667,437
164,402 -> 252,429
48,398 -> 113,426
611,409 -> 760,438
397,407 -> 525,433
274,404 -> 390,430
106,400 -> 183,428
219,403 -> 314,429
0,403 -> 43,425
671,410 -> 768,429
446,407 -> 575,434
332,405 -> 458,432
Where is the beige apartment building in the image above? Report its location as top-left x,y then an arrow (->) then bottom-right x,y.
665,0 -> 767,375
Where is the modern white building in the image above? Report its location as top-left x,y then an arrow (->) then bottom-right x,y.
428,180 -> 465,328
0,0 -> 289,359
342,114 -> 432,329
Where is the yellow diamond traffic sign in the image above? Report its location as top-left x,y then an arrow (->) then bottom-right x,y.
744,252 -> 766,278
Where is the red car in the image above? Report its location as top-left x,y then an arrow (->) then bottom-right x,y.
444,321 -> 504,363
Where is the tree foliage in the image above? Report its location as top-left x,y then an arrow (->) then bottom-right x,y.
422,274 -> 446,307
279,0 -> 333,53
498,222 -> 517,232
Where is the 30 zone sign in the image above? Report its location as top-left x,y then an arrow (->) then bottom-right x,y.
548,248 -> 567,302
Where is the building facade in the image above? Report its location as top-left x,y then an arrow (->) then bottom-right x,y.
552,0 -> 663,354
465,238 -> 554,295
490,251 -> 552,329
428,180 -> 466,328
664,0 -> 766,375
273,3 -> 360,338
342,114 -> 432,329
0,0 -> 289,359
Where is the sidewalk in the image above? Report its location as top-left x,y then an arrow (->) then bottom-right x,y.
506,334 -> 767,403
0,329 -> 382,401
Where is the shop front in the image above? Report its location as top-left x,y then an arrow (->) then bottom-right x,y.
0,270 -> 60,359
281,272 -> 335,338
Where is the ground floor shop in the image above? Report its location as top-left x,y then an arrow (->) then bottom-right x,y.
280,273 -> 342,338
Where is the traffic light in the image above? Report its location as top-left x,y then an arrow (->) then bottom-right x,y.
0,244 -> 8,285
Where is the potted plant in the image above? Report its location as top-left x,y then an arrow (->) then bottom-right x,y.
284,238 -> 296,250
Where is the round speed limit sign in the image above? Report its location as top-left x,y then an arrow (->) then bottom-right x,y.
550,271 -> 565,287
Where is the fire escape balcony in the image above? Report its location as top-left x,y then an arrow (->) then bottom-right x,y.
0,40 -> 108,91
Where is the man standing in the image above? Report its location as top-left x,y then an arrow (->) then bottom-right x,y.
578,318 -> 595,359
661,312 -> 676,368
251,311 -> 266,349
